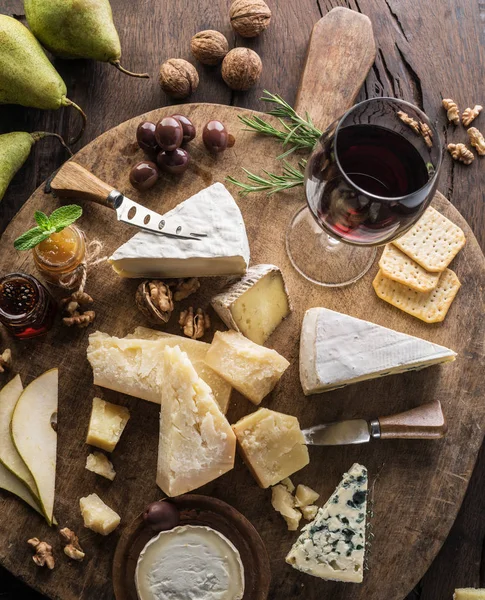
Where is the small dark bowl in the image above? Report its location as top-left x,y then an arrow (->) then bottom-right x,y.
113,494 -> 270,600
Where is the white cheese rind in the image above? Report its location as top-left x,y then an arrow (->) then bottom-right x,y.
109,183 -> 250,278
286,463 -> 368,583
135,525 -> 244,600
211,264 -> 291,345
156,345 -> 236,497
300,307 -> 457,395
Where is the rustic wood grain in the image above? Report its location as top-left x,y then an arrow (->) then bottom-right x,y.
0,0 -> 485,599
0,102 -> 483,600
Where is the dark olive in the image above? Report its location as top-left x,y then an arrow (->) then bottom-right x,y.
136,121 -> 159,153
157,148 -> 190,175
171,114 -> 196,144
203,120 -> 234,153
129,161 -> 159,191
155,117 -> 184,151
143,501 -> 180,532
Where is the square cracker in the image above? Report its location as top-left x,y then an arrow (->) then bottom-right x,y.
393,206 -> 466,272
379,244 -> 441,292
372,268 -> 461,323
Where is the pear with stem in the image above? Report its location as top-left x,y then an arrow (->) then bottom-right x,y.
24,0 -> 149,79
0,131 -> 71,203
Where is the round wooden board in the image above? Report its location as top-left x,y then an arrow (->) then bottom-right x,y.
0,104 -> 484,600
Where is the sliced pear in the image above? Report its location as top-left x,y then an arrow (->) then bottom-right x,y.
0,460 -> 42,514
0,375 -> 39,499
11,369 -> 58,525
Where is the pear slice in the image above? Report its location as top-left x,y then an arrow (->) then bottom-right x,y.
11,369 -> 58,525
0,375 -> 39,498
0,460 -> 42,515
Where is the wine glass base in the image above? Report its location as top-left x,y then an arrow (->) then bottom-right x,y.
285,206 -> 377,288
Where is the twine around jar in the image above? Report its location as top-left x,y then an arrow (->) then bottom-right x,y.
58,240 -> 107,293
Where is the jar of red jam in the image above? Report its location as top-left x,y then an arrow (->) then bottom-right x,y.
0,273 -> 57,339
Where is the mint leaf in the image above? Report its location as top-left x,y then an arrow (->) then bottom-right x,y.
49,205 -> 83,232
34,211 -> 51,231
14,227 -> 50,251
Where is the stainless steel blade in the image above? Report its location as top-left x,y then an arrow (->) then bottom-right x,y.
302,419 -> 371,446
109,191 -> 207,240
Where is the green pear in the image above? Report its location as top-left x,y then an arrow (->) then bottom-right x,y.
0,15 -> 86,143
0,131 -> 71,203
24,0 -> 149,78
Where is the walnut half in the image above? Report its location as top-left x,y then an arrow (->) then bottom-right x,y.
136,280 -> 174,324
468,127 -> 485,155
179,307 -> 211,340
60,527 -> 85,562
0,349 -> 12,373
447,143 -> 474,165
27,538 -> 55,570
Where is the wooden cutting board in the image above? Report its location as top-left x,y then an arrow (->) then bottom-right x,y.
0,7 -> 484,600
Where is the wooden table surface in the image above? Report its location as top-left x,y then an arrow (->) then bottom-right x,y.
0,0 -> 484,598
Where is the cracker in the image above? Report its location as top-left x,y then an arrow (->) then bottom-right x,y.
379,244 -> 441,292
393,206 -> 466,272
372,268 -> 461,323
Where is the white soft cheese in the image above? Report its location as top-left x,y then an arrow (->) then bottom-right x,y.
135,525 -> 245,600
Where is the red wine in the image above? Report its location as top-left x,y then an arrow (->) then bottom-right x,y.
306,124 -> 435,245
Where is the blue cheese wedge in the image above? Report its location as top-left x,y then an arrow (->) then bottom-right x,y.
109,183 -> 250,278
135,525 -> 245,600
286,463 -> 368,583
300,307 -> 456,395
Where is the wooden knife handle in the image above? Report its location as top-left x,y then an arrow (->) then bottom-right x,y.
378,401 -> 448,440
50,162 -> 116,208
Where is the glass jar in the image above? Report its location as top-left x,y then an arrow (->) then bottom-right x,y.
0,273 -> 57,339
33,225 -> 86,288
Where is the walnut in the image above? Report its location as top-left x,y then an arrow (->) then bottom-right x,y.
27,538 -> 55,570
230,0 -> 272,38
462,105 -> 483,127
468,127 -> 485,155
61,291 -> 95,328
159,59 -> 199,99
169,277 -> 200,301
447,143 -> 474,165
222,48 -> 262,91
397,111 -> 420,134
136,280 -> 174,324
0,349 -> 12,373
63,311 -> 96,328
419,121 -> 433,148
191,30 -> 229,65
179,307 -> 211,339
59,528 -> 85,562
442,99 -> 460,125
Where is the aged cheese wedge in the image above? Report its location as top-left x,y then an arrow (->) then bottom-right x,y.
232,408 -> 309,488
300,307 -> 456,395
286,463 -> 368,583
86,397 -> 130,452
109,183 -> 250,278
80,493 -> 120,535
135,525 -> 245,600
156,345 -> 236,497
205,331 -> 290,405
125,327 -> 232,413
88,331 -> 231,412
211,264 -> 291,345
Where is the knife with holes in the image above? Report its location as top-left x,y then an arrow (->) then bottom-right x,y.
49,161 -> 207,240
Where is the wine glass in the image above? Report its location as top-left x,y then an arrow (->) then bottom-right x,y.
286,97 -> 443,287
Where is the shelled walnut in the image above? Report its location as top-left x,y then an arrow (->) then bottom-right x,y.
442,99 -> 460,125
419,121 -> 433,147
230,0 -> 272,37
159,59 -> 199,99
462,105 -> 482,127
27,538 -> 55,569
0,348 -> 12,373
169,277 -> 200,301
179,307 -> 211,339
468,127 -> 485,155
59,528 -> 85,562
191,30 -> 229,65
397,110 -> 420,134
61,291 -> 95,328
136,280 -> 174,324
222,48 -> 262,91
447,142 -> 474,165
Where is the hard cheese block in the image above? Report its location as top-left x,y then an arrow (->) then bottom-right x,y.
135,525 -> 244,600
205,331 -> 290,405
157,345 -> 236,497
232,408 -> 309,488
86,397 -> 130,452
80,493 -> 121,535
126,327 -> 232,413
286,463 -> 368,583
454,591 -> 485,600
109,183 -> 250,278
300,307 -> 457,395
211,264 -> 291,345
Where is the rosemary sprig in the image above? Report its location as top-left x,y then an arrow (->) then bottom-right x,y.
226,160 -> 306,196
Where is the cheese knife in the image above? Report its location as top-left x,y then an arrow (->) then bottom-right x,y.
302,401 -> 447,446
49,161 -> 207,240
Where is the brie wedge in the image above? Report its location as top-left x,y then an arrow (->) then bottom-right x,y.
286,463 -> 368,583
300,307 -> 457,395
156,345 -> 236,497
135,525 -> 244,600
109,183 -> 250,278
